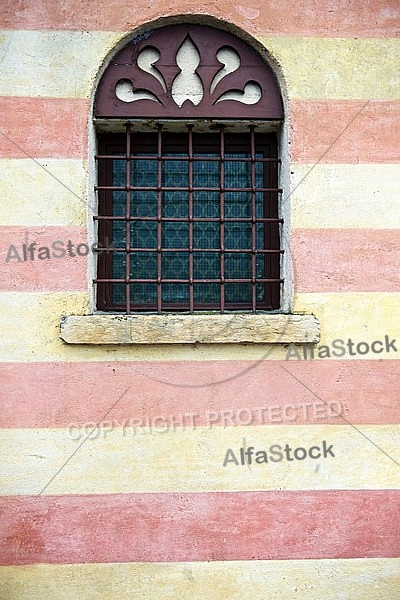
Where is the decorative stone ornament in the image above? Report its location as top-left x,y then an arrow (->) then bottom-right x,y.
95,24 -> 283,119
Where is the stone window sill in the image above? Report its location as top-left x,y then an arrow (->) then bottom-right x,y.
60,313 -> 320,345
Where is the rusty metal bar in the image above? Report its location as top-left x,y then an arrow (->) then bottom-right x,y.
94,247 -> 284,254
188,125 -> 194,313
94,216 -> 283,223
219,124 -> 225,313
125,123 -> 131,313
250,125 -> 257,313
95,278 -> 283,284
157,124 -> 163,314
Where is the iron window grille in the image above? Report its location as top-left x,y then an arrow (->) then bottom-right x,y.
95,123 -> 283,313
93,23 -> 284,314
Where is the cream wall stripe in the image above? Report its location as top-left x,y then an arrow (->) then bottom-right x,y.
290,164 -> 400,229
1,161 -> 398,229
0,31 -> 122,99
0,559 -> 399,600
0,31 -> 399,100
0,425 -> 398,495
292,293 -> 400,347
0,159 -> 87,227
0,292 -> 399,362
260,36 -> 400,100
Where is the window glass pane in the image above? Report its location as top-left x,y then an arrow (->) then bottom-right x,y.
225,154 -> 250,185
193,190 -> 220,218
224,191 -> 252,219
194,252 -> 220,279
193,222 -> 219,249
162,251 -> 189,279
130,251 -> 157,279
132,157 -> 158,217
112,220 -> 125,250
111,282 -> 126,306
193,156 -> 219,218
225,223 -> 252,249
162,222 -> 188,248
111,159 -> 126,217
194,283 -> 220,304
130,222 -> 157,249
99,132 -> 279,312
130,283 -> 157,305
225,283 -> 252,303
225,252 -> 252,279
110,246 -> 124,306
162,283 -> 189,304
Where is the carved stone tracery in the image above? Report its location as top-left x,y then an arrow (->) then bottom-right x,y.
95,24 -> 283,119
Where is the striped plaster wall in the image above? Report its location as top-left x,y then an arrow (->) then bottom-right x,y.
0,2 -> 399,599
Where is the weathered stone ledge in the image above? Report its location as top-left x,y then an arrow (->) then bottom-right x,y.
60,313 -> 320,345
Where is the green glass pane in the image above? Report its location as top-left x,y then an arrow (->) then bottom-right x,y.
130,251 -> 157,279
193,190 -> 219,218
162,251 -> 189,279
194,283 -> 220,304
225,283 -> 252,303
225,222 -> 252,249
225,252 -> 252,279
194,252 -> 220,279
130,283 -> 157,305
111,283 -> 126,305
193,222 -> 219,249
112,250 -> 124,269
130,222 -> 157,249
163,157 -> 187,187
112,221 -> 126,248
131,157 -> 158,218
112,159 -> 126,217
193,157 -> 219,186
132,157 -> 158,188
162,222 -> 188,248
162,283 -> 189,304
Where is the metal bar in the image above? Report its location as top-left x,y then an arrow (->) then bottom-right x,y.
95,185 -> 282,193
188,125 -> 194,313
96,154 -> 281,164
94,215 -> 283,223
157,124 -> 163,313
94,278 -> 284,284
219,124 -> 225,313
250,125 -> 257,312
94,247 -> 284,254
125,123 -> 131,314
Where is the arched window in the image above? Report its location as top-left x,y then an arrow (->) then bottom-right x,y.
94,24 -> 283,314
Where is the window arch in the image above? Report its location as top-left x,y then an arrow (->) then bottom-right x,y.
93,23 -> 284,314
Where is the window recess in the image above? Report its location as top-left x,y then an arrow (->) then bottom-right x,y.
94,123 -> 283,314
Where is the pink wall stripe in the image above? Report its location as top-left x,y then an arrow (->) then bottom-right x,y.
1,0 -> 398,37
0,227 -> 87,292
0,98 -> 88,159
290,100 -> 400,163
0,360 -> 399,428
1,98 -> 398,163
1,490 -> 399,565
2,227 -> 400,293
292,229 -> 400,292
